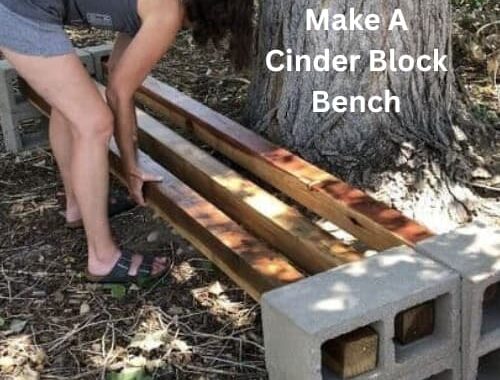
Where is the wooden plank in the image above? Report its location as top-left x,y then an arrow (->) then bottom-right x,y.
24,83 -> 305,301
133,76 -> 434,250
322,326 -> 379,379
89,79 -> 363,273
111,148 -> 305,300
394,301 -> 435,345
130,104 -> 363,274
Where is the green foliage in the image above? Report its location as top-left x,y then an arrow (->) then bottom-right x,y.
104,284 -> 127,300
472,104 -> 499,124
136,275 -> 156,289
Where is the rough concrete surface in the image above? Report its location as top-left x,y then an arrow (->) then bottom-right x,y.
262,247 -> 460,380
417,222 -> 500,380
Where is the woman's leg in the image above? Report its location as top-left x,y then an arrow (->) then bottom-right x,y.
52,33 -> 133,225
2,48 -> 166,276
50,108 -> 80,223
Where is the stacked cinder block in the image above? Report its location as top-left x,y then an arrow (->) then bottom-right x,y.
84,44 -> 113,82
76,48 -> 96,76
416,222 -> 500,380
0,60 -> 45,152
0,49 -> 95,153
262,247 -> 461,380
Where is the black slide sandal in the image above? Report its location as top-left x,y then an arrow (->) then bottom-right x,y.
85,251 -> 167,284
85,250 -> 135,284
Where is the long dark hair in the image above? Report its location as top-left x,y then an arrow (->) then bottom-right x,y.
183,0 -> 255,70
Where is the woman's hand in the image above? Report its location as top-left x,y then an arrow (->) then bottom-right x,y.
126,167 -> 163,206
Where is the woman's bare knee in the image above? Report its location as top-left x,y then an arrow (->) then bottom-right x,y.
73,107 -> 114,142
2,50 -> 113,141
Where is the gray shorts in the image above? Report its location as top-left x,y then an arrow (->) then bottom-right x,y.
0,2 -> 73,57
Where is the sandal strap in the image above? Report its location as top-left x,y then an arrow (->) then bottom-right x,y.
137,255 -> 155,276
120,249 -> 134,263
106,251 -> 134,280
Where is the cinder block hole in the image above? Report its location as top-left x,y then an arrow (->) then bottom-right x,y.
8,76 -> 24,103
394,294 -> 452,363
481,282 -> 500,336
20,123 -> 49,150
425,369 -> 453,380
477,349 -> 500,379
81,61 -> 92,73
321,324 -> 379,379
19,118 -> 44,135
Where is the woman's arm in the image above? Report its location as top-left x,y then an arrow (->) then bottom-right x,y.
107,33 -> 133,73
105,0 -> 184,205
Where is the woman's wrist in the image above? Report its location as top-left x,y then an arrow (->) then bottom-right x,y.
123,161 -> 139,176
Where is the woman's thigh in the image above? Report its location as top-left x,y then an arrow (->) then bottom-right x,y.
1,47 -> 110,131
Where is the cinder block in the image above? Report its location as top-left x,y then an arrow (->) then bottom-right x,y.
0,61 -> 41,117
0,48 -> 96,153
0,60 -> 44,152
416,222 -> 500,380
75,48 -> 96,76
261,247 -> 460,380
84,44 -> 114,82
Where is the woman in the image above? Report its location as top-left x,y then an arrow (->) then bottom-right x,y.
0,0 -> 254,283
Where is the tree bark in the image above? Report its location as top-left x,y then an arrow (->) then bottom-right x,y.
247,0 -> 489,232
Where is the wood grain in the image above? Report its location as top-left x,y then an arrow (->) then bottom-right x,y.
395,301 -> 435,345
322,326 -> 379,379
133,76 -> 434,250
133,106 -> 363,274
25,83 -> 305,301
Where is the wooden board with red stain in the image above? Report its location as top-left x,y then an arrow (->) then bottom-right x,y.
135,76 -> 434,250
109,147 -> 305,300
25,81 -> 305,301
94,73 -> 364,273
134,106 -> 363,274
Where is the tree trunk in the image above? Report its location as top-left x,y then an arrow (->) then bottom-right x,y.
247,0 -> 489,232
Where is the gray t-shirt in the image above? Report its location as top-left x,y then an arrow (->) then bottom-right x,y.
0,0 -> 142,35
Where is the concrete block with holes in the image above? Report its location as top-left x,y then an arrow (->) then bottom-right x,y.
0,59 -> 46,153
84,43 -> 113,82
416,222 -> 500,380
76,48 -> 96,76
261,246 -> 461,380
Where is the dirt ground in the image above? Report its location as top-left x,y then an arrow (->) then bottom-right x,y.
1,11 -> 499,380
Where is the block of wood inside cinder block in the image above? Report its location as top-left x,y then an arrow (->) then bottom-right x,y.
395,301 -> 435,345
322,326 -> 378,379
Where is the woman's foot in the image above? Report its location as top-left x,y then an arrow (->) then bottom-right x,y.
62,195 -> 137,228
64,203 -> 82,225
87,249 -> 168,283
